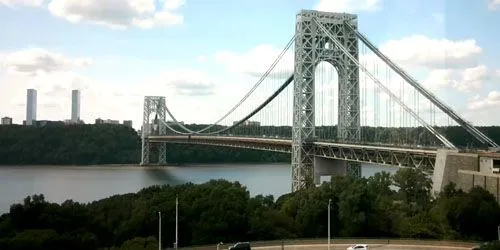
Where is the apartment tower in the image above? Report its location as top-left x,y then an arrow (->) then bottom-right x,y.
26,89 -> 37,125
71,89 -> 80,122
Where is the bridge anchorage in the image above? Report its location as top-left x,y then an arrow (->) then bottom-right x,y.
141,9 -> 499,193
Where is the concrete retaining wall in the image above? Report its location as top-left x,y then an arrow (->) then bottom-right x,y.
458,170 -> 500,202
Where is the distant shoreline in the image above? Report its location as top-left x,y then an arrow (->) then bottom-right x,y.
0,163 -> 290,169
0,164 -> 172,169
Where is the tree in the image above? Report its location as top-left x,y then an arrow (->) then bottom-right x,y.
392,168 -> 432,208
1,171 -> 500,248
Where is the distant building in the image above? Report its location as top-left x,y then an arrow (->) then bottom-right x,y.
34,120 -> 65,127
166,120 -> 183,125
1,117 -> 12,125
26,89 -> 37,125
71,89 -> 81,123
246,121 -> 260,126
106,119 -> 120,124
95,118 -> 120,125
64,119 -> 84,125
123,120 -> 133,127
233,120 -> 260,126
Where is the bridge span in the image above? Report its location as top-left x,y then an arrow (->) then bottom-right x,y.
148,135 -> 437,171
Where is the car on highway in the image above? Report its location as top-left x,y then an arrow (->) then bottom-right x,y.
228,242 -> 251,250
347,244 -> 368,250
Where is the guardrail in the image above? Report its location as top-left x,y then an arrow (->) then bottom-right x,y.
173,238 -> 478,249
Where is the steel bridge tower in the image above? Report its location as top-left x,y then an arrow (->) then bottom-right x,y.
140,96 -> 167,166
292,10 -> 361,192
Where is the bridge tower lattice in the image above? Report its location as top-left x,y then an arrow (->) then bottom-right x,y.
140,96 -> 167,166
292,10 -> 361,192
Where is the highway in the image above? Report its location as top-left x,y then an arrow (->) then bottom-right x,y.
252,243 -> 473,249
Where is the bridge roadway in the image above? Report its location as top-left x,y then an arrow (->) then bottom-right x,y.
252,244 -> 472,249
147,135 -> 438,170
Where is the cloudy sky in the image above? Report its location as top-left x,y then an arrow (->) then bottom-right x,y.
0,0 -> 499,129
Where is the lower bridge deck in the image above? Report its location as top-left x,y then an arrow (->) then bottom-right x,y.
147,135 -> 437,170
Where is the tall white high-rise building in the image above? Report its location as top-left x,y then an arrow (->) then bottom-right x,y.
26,89 -> 37,125
71,89 -> 80,122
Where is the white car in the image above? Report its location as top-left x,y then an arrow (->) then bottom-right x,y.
347,244 -> 368,250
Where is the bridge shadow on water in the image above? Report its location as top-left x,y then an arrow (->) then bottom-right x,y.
140,166 -> 184,186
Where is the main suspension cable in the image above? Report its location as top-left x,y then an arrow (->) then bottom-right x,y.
162,75 -> 294,135
164,34 -> 296,134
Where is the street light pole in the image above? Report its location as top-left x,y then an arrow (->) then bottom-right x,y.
175,195 -> 178,249
158,211 -> 162,250
328,199 -> 331,250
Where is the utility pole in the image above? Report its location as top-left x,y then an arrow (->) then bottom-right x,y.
158,211 -> 161,250
175,195 -> 179,249
328,199 -> 331,250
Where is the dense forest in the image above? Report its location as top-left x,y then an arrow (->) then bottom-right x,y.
0,124 -> 288,165
1,124 -> 500,165
0,168 -> 499,249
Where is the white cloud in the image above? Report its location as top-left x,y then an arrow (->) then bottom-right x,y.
0,0 -> 44,7
1,48 -> 92,75
489,0 -> 500,10
315,0 -> 382,12
377,35 -> 482,69
154,69 -> 215,96
421,69 -> 455,89
47,0 -> 185,29
468,91 -> 500,110
455,65 -> 491,92
214,44 -> 294,78
162,0 -> 185,10
421,65 -> 496,92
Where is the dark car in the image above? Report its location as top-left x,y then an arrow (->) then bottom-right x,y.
228,242 -> 251,250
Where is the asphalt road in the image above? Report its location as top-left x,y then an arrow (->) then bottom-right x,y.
252,244 -> 473,250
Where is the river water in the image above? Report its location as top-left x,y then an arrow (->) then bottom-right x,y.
0,164 -> 398,214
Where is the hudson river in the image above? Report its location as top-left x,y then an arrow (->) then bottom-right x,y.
0,164 -> 398,214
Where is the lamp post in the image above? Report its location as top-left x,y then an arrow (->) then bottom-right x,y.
174,195 -> 178,249
328,199 -> 331,250
158,211 -> 162,250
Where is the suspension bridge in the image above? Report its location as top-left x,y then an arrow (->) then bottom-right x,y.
139,10 -> 499,193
